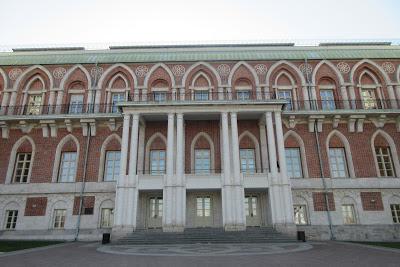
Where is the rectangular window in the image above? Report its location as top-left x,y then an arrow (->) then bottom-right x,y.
329,148 -> 348,178
104,151 -> 121,181
69,94 -> 84,114
13,153 -> 32,183
27,95 -> 42,115
150,197 -> 163,218
4,210 -> 18,230
153,91 -> 166,102
293,205 -> 308,225
53,209 -> 66,229
390,204 -> 400,223
150,150 -> 166,175
342,204 -> 356,224
240,149 -> 255,173
111,92 -> 125,113
236,90 -> 250,101
285,148 -> 303,178
375,147 -> 395,177
100,208 -> 114,228
361,89 -> 378,109
58,152 -> 77,182
277,90 -> 293,110
194,149 -> 211,174
194,90 -> 209,101
320,90 -> 336,110
196,196 -> 211,217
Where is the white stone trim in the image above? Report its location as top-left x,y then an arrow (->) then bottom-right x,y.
358,69 -> 380,85
59,64 -> 92,91
144,132 -> 167,174
371,129 -> 400,178
238,130 -> 262,173
97,199 -> 114,228
228,61 -> 260,87
311,60 -> 345,85
51,134 -> 80,183
292,194 -> 311,225
340,195 -> 359,224
397,64 -> 400,84
13,65 -> 54,92
0,68 -> 8,90
350,59 -> 392,85
266,60 -> 306,87
191,71 -> 212,88
182,62 -> 222,87
98,134 -> 122,182
325,130 -> 356,178
21,75 -> 47,108
98,63 -> 138,89
144,63 -> 176,88
47,199 -> 68,229
5,135 -> 36,184
283,130 -> 309,178
190,132 -> 215,173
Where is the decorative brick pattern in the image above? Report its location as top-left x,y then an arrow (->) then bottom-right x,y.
360,192 -> 384,211
24,197 -> 48,216
313,192 -> 335,211
73,196 -> 95,215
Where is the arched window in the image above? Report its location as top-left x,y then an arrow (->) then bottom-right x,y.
22,75 -> 46,115
3,202 -> 20,230
98,199 -> 114,228
326,130 -> 355,178
292,195 -> 309,225
234,79 -> 253,101
151,79 -> 169,102
238,131 -> 261,173
98,134 -> 121,181
317,78 -> 337,110
190,72 -> 213,101
106,73 -> 129,113
284,131 -> 308,178
341,196 -> 358,225
358,70 -> 383,109
6,136 -> 36,184
49,200 -> 68,229
52,135 -> 80,182
274,71 -> 298,110
191,132 -> 215,174
389,195 -> 400,224
145,133 -> 167,175
371,130 -> 400,177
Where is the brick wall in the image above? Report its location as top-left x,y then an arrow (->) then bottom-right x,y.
360,192 -> 384,211
24,197 -> 48,216
312,192 -> 335,211
73,196 -> 95,215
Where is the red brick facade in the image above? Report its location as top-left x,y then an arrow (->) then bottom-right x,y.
312,192 -> 336,211
24,197 -> 48,216
360,192 -> 384,211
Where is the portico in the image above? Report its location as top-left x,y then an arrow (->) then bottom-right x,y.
112,101 -> 296,237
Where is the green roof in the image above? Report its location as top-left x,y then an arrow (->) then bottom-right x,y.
1,45 -> 400,66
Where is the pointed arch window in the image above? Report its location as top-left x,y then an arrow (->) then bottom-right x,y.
375,146 -> 395,177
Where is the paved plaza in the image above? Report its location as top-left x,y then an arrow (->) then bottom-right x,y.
0,241 -> 399,267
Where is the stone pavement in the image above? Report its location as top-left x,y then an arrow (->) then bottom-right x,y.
0,241 -> 399,267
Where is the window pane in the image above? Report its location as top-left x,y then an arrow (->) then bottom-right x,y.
285,148 -> 303,178
329,148 -> 348,178
150,150 -> 166,175
293,205 -> 307,225
13,153 -> 32,184
195,149 -> 211,174
240,149 -> 255,173
278,90 -> 292,110
69,94 -> 84,114
58,152 -> 77,182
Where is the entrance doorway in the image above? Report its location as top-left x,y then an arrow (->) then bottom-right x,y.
147,196 -> 163,228
245,194 -> 261,226
195,196 -> 213,227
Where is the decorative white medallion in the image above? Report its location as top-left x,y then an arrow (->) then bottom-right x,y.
337,62 -> 350,73
172,65 -> 185,76
135,65 -> 149,77
299,63 -> 312,75
254,64 -> 267,75
8,68 -> 22,81
217,64 -> 230,76
382,62 -> 395,74
91,66 -> 104,78
53,67 -> 66,79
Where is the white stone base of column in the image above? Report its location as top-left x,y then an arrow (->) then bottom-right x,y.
111,225 -> 135,241
273,223 -> 297,238
222,185 -> 246,231
162,185 -> 186,232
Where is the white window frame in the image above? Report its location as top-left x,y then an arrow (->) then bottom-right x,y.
329,147 -> 348,178
100,208 -> 114,228
277,89 -> 293,110
196,196 -> 211,217
375,147 -> 395,177
4,210 -> 18,230
104,151 -> 121,181
194,149 -> 211,174
341,204 -> 357,225
53,209 -> 66,229
110,92 -> 125,113
149,149 -> 166,175
293,205 -> 308,225
319,89 -> 336,110
68,94 -> 84,114
285,148 -> 303,178
240,148 -> 256,174
13,153 -> 32,183
193,89 -> 210,101
390,204 -> 400,224
26,94 -> 43,115
58,152 -> 77,182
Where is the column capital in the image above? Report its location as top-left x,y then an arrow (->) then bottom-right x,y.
176,112 -> 184,119
168,113 -> 175,119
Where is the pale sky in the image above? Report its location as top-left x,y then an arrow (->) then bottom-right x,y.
0,0 -> 399,48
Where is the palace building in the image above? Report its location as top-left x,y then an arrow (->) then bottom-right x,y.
0,43 -> 399,241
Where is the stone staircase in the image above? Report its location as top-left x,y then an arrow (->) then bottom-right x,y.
116,227 -> 297,245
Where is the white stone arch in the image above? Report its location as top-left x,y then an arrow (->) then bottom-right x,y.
144,63 -> 176,88
311,60 -> 345,85
1,201 -> 20,230
350,59 -> 391,85
0,68 -> 8,89
284,130 -> 309,178
238,130 -> 262,172
340,195 -> 359,224
371,129 -> 400,177
325,130 -> 356,178
23,74 -> 46,92
52,134 -> 80,182
97,199 -> 115,228
182,62 -> 222,87
47,199 -> 68,229
292,194 -> 310,225
228,61 -> 260,87
145,132 -> 167,174
98,63 -> 138,89
13,65 -> 54,91
388,195 -> 400,205
190,132 -> 215,173
191,71 -> 212,88
358,69 -> 380,86
5,135 -> 36,184
266,60 -> 306,86
98,134 -> 122,181
20,74 -> 47,107
59,64 -> 92,91
274,70 -> 297,87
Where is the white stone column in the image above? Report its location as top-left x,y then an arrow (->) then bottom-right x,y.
166,113 -> 175,177
395,85 -> 400,101
8,91 -> 17,115
302,86 -> 310,110
175,113 -> 185,229
230,112 -> 241,185
259,119 -> 269,173
348,86 -> 356,109
55,90 -> 64,114
1,92 -> 10,115
114,114 -> 130,228
340,86 -> 350,109
48,91 -> 56,114
387,85 -> 398,109
221,112 -> 232,227
137,122 -> 145,174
